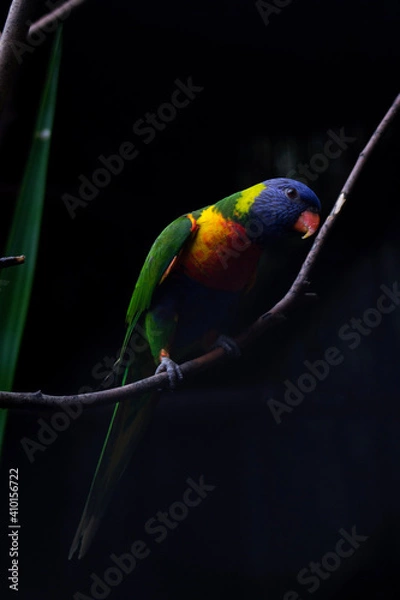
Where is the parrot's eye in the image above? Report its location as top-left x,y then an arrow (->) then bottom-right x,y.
285,187 -> 300,201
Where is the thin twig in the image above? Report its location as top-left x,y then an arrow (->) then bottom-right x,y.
0,91 -> 399,409
0,0 -> 39,111
0,255 -> 25,269
29,0 -> 89,38
235,93 -> 400,346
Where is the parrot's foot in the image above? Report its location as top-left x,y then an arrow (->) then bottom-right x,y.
155,356 -> 183,389
213,334 -> 241,358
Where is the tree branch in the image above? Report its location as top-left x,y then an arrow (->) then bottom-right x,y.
29,0 -> 90,38
0,255 -> 25,269
0,0 -> 39,111
0,0 -> 90,110
0,91 -> 399,409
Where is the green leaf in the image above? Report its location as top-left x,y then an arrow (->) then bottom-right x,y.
0,27 -> 63,455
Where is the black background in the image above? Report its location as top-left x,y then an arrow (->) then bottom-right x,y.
1,0 -> 400,598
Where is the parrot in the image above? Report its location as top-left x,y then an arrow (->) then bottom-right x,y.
68,177 -> 321,559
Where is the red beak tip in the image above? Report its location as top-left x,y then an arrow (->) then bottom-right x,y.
293,210 -> 320,239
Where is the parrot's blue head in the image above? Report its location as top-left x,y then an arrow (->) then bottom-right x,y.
248,178 -> 321,243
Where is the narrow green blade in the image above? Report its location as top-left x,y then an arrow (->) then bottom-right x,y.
0,27 -> 63,454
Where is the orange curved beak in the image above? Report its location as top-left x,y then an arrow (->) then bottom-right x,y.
293,210 -> 320,239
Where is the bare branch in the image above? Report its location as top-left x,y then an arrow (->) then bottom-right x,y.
0,352 -> 228,409
29,0 -> 90,38
341,93 -> 400,197
0,91 -> 399,409
235,93 -> 400,346
0,0 -> 90,110
0,255 -> 25,269
0,0 -> 39,110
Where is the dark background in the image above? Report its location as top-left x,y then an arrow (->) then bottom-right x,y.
1,0 -> 400,598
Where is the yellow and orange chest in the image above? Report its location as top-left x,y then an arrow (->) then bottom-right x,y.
178,206 -> 262,292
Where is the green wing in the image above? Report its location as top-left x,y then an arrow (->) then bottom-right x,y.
121,214 -> 196,357
69,214 -> 197,560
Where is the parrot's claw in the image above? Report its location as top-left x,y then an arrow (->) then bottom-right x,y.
155,356 -> 183,389
213,334 -> 241,358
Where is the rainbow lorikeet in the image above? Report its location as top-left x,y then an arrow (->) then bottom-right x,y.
69,177 -> 321,559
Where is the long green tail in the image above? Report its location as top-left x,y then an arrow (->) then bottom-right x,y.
68,349 -> 158,559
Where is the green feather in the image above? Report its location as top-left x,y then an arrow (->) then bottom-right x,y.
121,214 -> 195,359
69,213 -> 196,559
